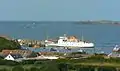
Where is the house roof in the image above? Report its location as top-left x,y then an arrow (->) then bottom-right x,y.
1,49 -> 32,56
6,54 -> 23,59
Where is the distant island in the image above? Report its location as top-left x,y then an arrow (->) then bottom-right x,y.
0,20 -> 120,25
76,20 -> 120,24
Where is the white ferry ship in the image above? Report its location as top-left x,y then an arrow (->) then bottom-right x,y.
45,34 -> 94,48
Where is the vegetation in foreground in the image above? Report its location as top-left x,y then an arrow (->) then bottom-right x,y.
0,37 -> 119,71
0,55 -> 120,71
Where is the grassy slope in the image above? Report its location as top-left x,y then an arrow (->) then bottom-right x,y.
0,37 -> 20,51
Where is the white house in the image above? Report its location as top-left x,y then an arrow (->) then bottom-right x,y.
4,54 -> 15,61
4,54 -> 23,61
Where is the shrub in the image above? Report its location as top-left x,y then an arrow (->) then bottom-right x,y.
98,66 -> 116,71
58,63 -> 69,71
74,65 -> 94,71
12,66 -> 24,71
0,60 -> 19,66
30,67 -> 39,71
0,68 -> 7,71
24,68 -> 29,71
21,60 -> 37,65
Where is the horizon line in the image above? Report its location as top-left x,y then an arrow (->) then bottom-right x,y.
0,20 -> 119,22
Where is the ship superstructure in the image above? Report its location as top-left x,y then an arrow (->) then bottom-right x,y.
45,34 -> 94,48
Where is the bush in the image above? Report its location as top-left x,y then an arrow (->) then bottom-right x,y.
34,61 -> 43,65
108,58 -> 120,63
98,66 -> 116,71
30,67 -> 39,71
21,60 -> 37,65
58,63 -> 69,71
74,65 -> 95,71
12,66 -> 24,71
24,68 -> 29,71
40,61 -> 59,71
0,68 -> 7,71
0,60 -> 19,66
87,55 -> 105,62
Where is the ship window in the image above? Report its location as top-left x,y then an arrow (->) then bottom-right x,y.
63,40 -> 67,42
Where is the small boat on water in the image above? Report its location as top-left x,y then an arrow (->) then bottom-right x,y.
45,34 -> 94,48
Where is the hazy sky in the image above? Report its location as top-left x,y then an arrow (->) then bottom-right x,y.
0,0 -> 119,21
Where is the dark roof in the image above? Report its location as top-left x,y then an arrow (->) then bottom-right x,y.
9,54 -> 23,59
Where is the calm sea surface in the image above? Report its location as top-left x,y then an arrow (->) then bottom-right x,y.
0,21 -> 120,53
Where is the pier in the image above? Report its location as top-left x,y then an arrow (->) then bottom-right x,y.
17,39 -> 45,48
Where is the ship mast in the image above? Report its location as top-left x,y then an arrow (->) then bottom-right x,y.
81,35 -> 84,41
45,29 -> 49,40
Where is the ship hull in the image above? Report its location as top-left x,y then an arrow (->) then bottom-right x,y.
45,43 -> 94,48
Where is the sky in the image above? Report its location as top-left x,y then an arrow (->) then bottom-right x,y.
0,0 -> 119,21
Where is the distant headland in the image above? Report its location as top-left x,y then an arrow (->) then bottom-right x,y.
76,20 -> 120,25
0,20 -> 120,24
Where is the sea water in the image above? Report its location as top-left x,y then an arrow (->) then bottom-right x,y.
0,21 -> 120,53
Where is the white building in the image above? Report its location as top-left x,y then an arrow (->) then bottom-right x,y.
4,54 -> 15,61
4,54 -> 23,61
